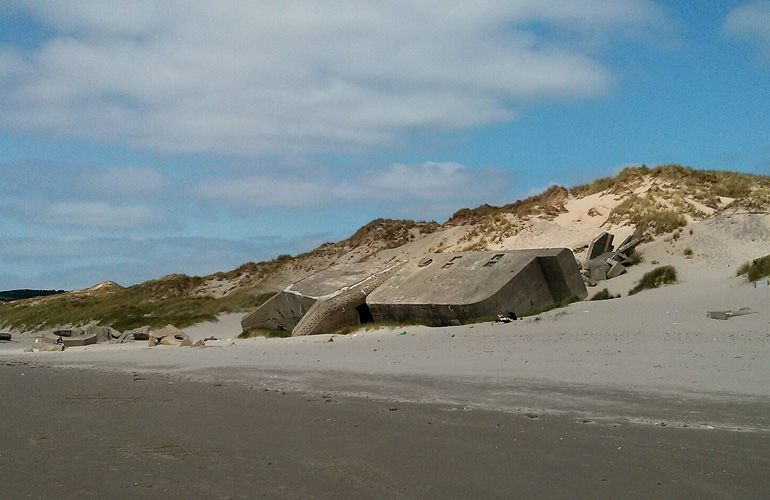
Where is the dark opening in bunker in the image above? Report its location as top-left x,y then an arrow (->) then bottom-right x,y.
484,254 -> 504,267
356,304 -> 374,324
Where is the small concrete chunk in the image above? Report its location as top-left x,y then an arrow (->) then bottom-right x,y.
150,324 -> 193,347
588,261 -> 609,281
607,261 -> 626,279
126,326 -> 151,341
616,234 -> 642,254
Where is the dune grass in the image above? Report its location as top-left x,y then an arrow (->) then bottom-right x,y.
628,266 -> 677,295
736,255 -> 770,282
0,281 -> 276,332
590,288 -> 620,301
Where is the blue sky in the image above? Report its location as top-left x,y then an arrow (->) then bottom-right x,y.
1,1 -> 769,290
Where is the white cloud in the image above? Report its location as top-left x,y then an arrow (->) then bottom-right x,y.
723,1 -> 770,59
1,1 -> 670,156
193,161 -> 513,220
724,1 -> 770,41
80,166 -> 171,199
0,161 -> 172,201
6,201 -> 178,230
194,175 -> 340,209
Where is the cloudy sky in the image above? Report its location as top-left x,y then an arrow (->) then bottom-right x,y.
1,1 -> 769,290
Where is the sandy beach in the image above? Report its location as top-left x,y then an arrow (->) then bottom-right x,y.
2,363 -> 768,500
2,255 -> 770,497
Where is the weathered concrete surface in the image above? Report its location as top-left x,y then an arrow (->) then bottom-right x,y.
607,261 -> 626,279
241,262 -> 391,333
292,263 -> 403,336
367,249 -> 586,327
616,233 -> 642,254
242,249 -> 586,335
150,325 -> 193,347
41,329 -> 97,347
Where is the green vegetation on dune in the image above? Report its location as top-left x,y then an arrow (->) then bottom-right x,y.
570,164 -> 770,201
448,186 -> 569,225
607,195 -> 688,236
450,166 -> 770,238
629,266 -> 678,295
590,288 -> 620,301
573,165 -> 770,237
0,275 -> 276,332
737,255 -> 770,282
347,218 -> 439,249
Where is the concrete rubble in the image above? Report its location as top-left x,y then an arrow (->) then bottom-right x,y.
581,232 -> 642,287
148,324 -> 203,347
23,323 -> 203,352
706,307 -> 754,320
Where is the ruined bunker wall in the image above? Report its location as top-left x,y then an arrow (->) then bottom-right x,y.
292,262 -> 404,336
368,258 -> 555,326
536,249 -> 588,302
292,288 -> 367,336
240,291 -> 316,333
485,258 -> 558,314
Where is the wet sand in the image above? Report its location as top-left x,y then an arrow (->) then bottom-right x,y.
2,362 -> 768,499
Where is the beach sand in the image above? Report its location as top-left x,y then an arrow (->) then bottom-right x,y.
1,363 -> 768,499
2,253 -> 770,498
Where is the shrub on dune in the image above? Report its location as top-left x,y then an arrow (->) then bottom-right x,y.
629,266 -> 677,295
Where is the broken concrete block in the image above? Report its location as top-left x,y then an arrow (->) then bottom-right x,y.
707,308 -> 754,320
607,262 -> 626,279
586,232 -> 614,262
616,234 -> 642,254
588,261 -> 609,281
83,325 -> 122,343
615,253 -> 633,266
160,334 -> 193,347
126,326 -> 151,341
150,325 -> 193,347
41,329 -> 97,347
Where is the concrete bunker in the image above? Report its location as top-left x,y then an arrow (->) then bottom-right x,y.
241,248 -> 587,336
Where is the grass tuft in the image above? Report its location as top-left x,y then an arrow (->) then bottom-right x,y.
736,255 -> 770,282
590,288 -> 620,301
628,266 -> 677,295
